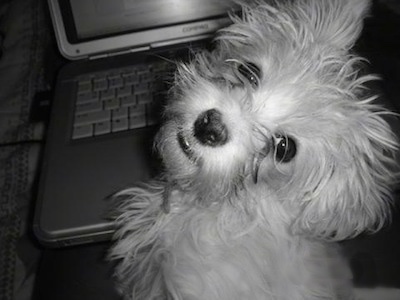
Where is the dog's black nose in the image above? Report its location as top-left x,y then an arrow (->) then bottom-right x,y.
193,109 -> 228,147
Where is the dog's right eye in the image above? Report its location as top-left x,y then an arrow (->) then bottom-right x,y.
237,62 -> 261,88
274,135 -> 297,163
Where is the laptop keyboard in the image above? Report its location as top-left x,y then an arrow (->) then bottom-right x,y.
72,61 -> 174,140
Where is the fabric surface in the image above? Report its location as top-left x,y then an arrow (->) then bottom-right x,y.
0,0 -> 49,299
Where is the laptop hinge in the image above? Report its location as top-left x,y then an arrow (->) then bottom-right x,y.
150,34 -> 213,49
88,46 -> 151,60
88,34 -> 212,60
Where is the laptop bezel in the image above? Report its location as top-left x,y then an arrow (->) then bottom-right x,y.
48,0 -> 233,60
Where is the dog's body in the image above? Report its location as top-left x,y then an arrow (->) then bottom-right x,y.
112,183 -> 356,299
110,1 -> 399,299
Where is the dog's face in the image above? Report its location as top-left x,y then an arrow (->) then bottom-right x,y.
156,0 -> 398,240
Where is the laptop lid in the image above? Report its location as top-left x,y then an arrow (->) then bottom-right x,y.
35,0 -> 237,247
49,0 -> 236,60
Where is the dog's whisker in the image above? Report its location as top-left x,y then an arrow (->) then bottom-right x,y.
253,122 -> 270,138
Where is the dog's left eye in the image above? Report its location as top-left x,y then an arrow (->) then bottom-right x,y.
274,135 -> 297,163
237,62 -> 261,88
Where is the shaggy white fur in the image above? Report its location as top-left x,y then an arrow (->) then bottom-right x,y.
110,0 -> 399,299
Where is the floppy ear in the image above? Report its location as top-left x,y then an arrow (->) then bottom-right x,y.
300,0 -> 371,50
293,108 -> 398,241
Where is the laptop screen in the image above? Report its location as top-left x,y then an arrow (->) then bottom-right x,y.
62,0 -> 234,43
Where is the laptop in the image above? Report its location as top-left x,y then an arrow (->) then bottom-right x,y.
34,0 -> 236,247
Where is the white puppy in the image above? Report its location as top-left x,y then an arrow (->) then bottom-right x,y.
110,0 -> 399,299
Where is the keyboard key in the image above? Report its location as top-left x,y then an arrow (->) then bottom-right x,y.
77,91 -> 99,104
75,110 -> 111,126
75,101 -> 102,115
123,72 -> 139,85
117,85 -> 132,98
112,118 -> 129,132
137,92 -> 153,104
139,71 -> 153,83
129,115 -> 146,129
72,124 -> 93,139
108,76 -> 124,88
100,89 -> 115,101
77,80 -> 92,94
152,61 -> 170,72
94,121 -> 111,136
120,95 -> 137,107
104,98 -> 120,110
129,104 -> 146,117
93,78 -> 108,91
112,107 -> 128,120
133,83 -> 149,94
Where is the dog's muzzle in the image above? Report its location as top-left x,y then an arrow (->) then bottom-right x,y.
193,109 -> 228,147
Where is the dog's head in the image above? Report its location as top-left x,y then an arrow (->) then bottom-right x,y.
156,0 -> 398,241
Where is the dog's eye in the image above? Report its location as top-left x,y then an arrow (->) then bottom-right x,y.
274,135 -> 297,163
237,62 -> 261,88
